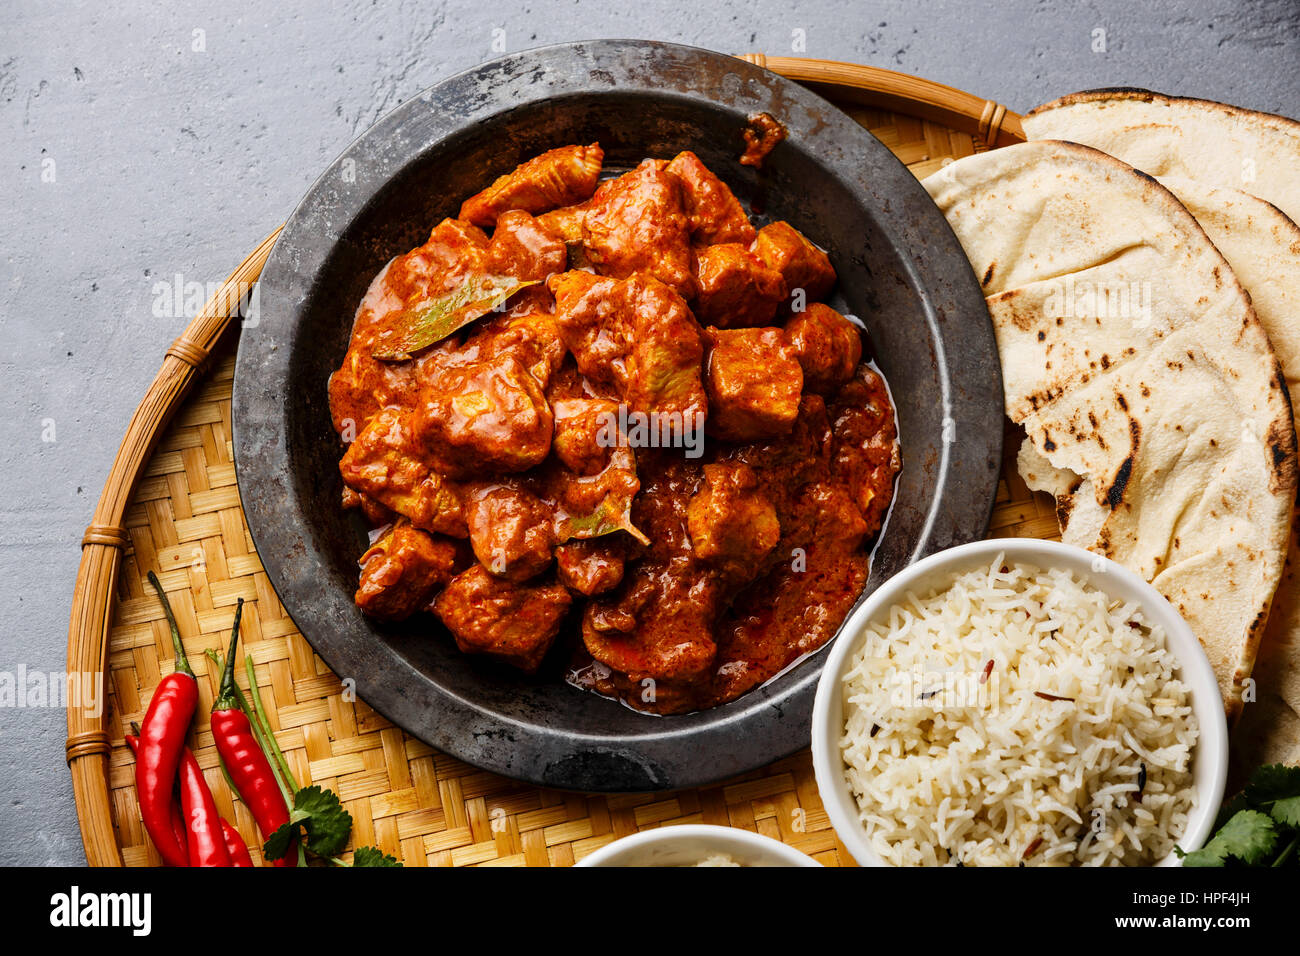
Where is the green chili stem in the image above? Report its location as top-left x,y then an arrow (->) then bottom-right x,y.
245,654 -> 300,794
204,647 -> 296,807
147,570 -> 193,677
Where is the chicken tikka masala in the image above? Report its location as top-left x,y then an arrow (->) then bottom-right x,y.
328,141 -> 901,715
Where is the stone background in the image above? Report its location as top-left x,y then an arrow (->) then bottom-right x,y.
1,0 -> 1296,865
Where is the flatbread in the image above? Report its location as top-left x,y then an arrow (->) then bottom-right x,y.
1022,99 -> 1300,771
923,141 -> 1297,718
1023,89 -> 1300,224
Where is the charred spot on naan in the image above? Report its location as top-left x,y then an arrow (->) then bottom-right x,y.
1100,418 -> 1140,509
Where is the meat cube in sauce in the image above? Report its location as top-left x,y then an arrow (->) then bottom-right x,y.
461,309 -> 567,392
548,271 -> 708,423
355,521 -> 460,620
555,539 -> 625,596
830,366 -> 901,534
582,587 -> 719,690
434,565 -> 573,673
536,201 -> 589,244
341,485 -> 395,526
665,150 -> 756,245
784,302 -> 863,394
750,221 -> 836,308
459,143 -> 604,228
329,219 -> 494,433
578,455 -> 721,695
551,396 -> 621,476
329,142 -> 903,715
464,483 -> 556,582
414,353 -> 553,478
486,209 -> 567,281
581,160 -> 697,298
339,407 -> 466,537
686,462 -> 780,582
703,326 -> 803,442
692,243 -> 787,328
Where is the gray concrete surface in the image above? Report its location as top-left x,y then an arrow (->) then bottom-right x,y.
1,0 -> 1296,866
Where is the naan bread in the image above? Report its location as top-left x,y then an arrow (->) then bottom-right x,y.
1023,97 -> 1300,772
923,141 -> 1297,718
1024,89 -> 1300,224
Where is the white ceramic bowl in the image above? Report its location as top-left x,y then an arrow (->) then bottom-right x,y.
575,824 -> 822,867
811,538 -> 1229,867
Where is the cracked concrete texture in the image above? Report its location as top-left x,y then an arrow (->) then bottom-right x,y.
0,0 -> 1296,866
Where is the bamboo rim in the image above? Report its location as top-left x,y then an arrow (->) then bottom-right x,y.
738,55 -> 1025,148
66,229 -> 280,866
66,57 -> 1023,867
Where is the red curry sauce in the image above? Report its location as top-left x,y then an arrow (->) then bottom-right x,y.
327,141 -> 900,715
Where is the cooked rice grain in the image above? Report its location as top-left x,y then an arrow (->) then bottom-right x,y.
840,555 -> 1198,866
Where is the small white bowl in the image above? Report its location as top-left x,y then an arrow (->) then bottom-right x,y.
575,824 -> 822,867
811,538 -> 1229,867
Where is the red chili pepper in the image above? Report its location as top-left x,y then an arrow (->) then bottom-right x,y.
136,571 -> 198,868
221,819 -> 253,867
125,732 -> 188,865
178,747 -> 232,867
210,598 -> 296,865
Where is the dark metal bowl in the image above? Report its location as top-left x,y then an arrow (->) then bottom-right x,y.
233,39 -> 1001,791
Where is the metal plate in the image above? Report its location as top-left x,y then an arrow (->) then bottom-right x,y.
233,39 -> 1002,791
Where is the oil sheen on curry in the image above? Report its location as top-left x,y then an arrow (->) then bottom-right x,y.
328,140 -> 901,715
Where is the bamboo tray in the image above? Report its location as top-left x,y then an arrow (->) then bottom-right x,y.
66,56 -> 1039,867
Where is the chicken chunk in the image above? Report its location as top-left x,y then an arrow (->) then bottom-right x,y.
339,407 -> 466,536
703,327 -> 803,441
686,462 -> 780,581
414,352 -> 553,478
750,221 -> 836,309
555,539 -> 625,596
329,220 -> 494,433
830,366 -> 901,533
692,243 -> 787,328
551,396 -> 621,476
461,308 -> 566,391
665,150 -> 756,245
579,456 -> 720,693
783,303 -> 863,394
355,521 -> 461,620
487,209 -> 567,281
464,482 -> 556,582
459,144 -> 604,228
582,160 -> 697,298
536,202 -> 590,244
548,271 -> 708,423
434,565 -> 573,672
341,485 -> 395,526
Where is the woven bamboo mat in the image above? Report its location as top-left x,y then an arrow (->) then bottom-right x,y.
101,106 -> 1053,868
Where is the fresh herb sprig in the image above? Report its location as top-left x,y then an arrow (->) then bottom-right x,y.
1177,763 -> 1300,866
205,646 -> 401,867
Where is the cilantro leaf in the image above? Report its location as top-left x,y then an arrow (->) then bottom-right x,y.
352,846 -> 402,867
263,821 -> 297,862
1243,763 -> 1300,828
291,785 -> 354,858
261,785 -> 353,862
1181,809 -> 1277,867
1213,790 -> 1250,831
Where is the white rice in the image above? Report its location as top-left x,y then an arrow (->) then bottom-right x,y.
840,554 -> 1198,866
693,853 -> 742,867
